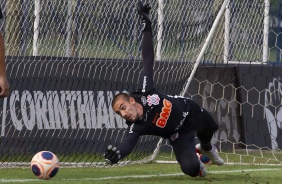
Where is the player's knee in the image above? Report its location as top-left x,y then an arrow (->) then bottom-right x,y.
180,162 -> 200,177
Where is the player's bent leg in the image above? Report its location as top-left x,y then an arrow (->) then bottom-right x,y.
196,144 -> 224,165
179,157 -> 207,177
170,131 -> 207,177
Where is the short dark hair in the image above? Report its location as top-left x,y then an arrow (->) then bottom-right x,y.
111,93 -> 131,107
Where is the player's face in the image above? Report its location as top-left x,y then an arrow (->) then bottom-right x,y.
113,97 -> 140,122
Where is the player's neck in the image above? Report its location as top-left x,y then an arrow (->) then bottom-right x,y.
136,103 -> 144,119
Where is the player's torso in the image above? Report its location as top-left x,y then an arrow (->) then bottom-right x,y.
128,88 -> 201,138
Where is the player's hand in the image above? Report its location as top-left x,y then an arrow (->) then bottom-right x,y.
137,1 -> 151,22
105,145 -> 121,165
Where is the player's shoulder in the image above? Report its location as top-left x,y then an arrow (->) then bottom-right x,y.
130,87 -> 157,97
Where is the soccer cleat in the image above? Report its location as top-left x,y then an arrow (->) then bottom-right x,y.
198,160 -> 207,177
196,144 -> 224,165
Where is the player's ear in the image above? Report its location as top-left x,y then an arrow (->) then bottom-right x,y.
129,97 -> 136,104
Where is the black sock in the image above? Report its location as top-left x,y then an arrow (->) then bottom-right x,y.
200,143 -> 212,151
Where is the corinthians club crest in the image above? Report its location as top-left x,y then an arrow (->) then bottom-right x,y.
147,94 -> 160,106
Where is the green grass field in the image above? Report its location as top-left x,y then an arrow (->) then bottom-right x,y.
0,163 -> 282,184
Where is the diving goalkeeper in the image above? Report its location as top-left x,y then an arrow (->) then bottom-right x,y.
105,2 -> 224,177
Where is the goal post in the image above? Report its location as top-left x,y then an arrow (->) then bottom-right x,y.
0,0 -> 281,168
182,0 -> 230,95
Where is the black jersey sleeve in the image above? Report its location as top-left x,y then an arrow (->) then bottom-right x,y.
117,122 -> 140,159
0,9 -> 3,19
117,124 -> 140,159
137,31 -> 154,92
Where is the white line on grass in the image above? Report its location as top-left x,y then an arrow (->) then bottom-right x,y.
63,168 -> 281,181
0,168 -> 280,183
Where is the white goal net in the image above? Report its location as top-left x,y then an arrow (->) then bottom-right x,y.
0,0 -> 281,167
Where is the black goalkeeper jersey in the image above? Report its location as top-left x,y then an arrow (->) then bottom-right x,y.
130,88 -> 203,138
117,87 -> 203,158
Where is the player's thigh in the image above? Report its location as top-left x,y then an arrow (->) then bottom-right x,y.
171,131 -> 199,175
194,108 -> 218,133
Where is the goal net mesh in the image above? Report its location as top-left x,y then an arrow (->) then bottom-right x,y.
0,0 -> 281,167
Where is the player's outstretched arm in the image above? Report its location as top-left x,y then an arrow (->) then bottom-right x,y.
137,1 -> 154,91
105,132 -> 139,165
